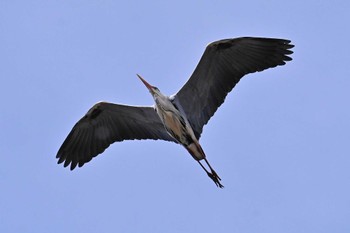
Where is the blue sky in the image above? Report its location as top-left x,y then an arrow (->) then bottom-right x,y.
1,1 -> 349,232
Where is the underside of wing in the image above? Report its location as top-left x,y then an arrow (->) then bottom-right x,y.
175,37 -> 294,138
56,102 -> 176,170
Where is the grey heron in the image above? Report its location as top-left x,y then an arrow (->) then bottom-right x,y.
56,37 -> 294,188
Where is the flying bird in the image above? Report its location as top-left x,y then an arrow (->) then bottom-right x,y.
56,37 -> 294,188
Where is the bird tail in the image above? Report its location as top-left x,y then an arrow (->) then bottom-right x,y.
185,140 -> 206,161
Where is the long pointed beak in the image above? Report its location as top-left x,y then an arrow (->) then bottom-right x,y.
137,74 -> 154,91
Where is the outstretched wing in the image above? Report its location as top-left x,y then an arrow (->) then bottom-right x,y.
174,37 -> 294,138
56,102 -> 176,170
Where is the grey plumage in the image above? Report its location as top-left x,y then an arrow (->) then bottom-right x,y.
56,37 -> 294,179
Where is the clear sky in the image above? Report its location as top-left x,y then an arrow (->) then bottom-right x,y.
1,1 -> 349,232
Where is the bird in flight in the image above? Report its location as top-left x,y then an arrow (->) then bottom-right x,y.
56,37 -> 294,188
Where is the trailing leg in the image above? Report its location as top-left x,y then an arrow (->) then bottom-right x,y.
197,160 -> 224,188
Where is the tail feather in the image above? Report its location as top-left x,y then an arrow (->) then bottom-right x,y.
185,140 -> 206,161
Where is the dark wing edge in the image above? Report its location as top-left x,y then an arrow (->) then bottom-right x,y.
56,102 -> 176,170
174,37 -> 294,138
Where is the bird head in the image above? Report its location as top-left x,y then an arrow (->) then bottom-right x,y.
137,74 -> 162,97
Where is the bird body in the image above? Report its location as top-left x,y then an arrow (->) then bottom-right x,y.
155,99 -> 195,152
138,75 -> 223,186
149,83 -> 200,158
56,37 -> 294,188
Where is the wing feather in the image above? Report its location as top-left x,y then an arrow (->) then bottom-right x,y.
56,102 -> 176,170
174,37 -> 294,138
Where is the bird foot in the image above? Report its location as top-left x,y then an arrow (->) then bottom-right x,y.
207,171 -> 224,188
